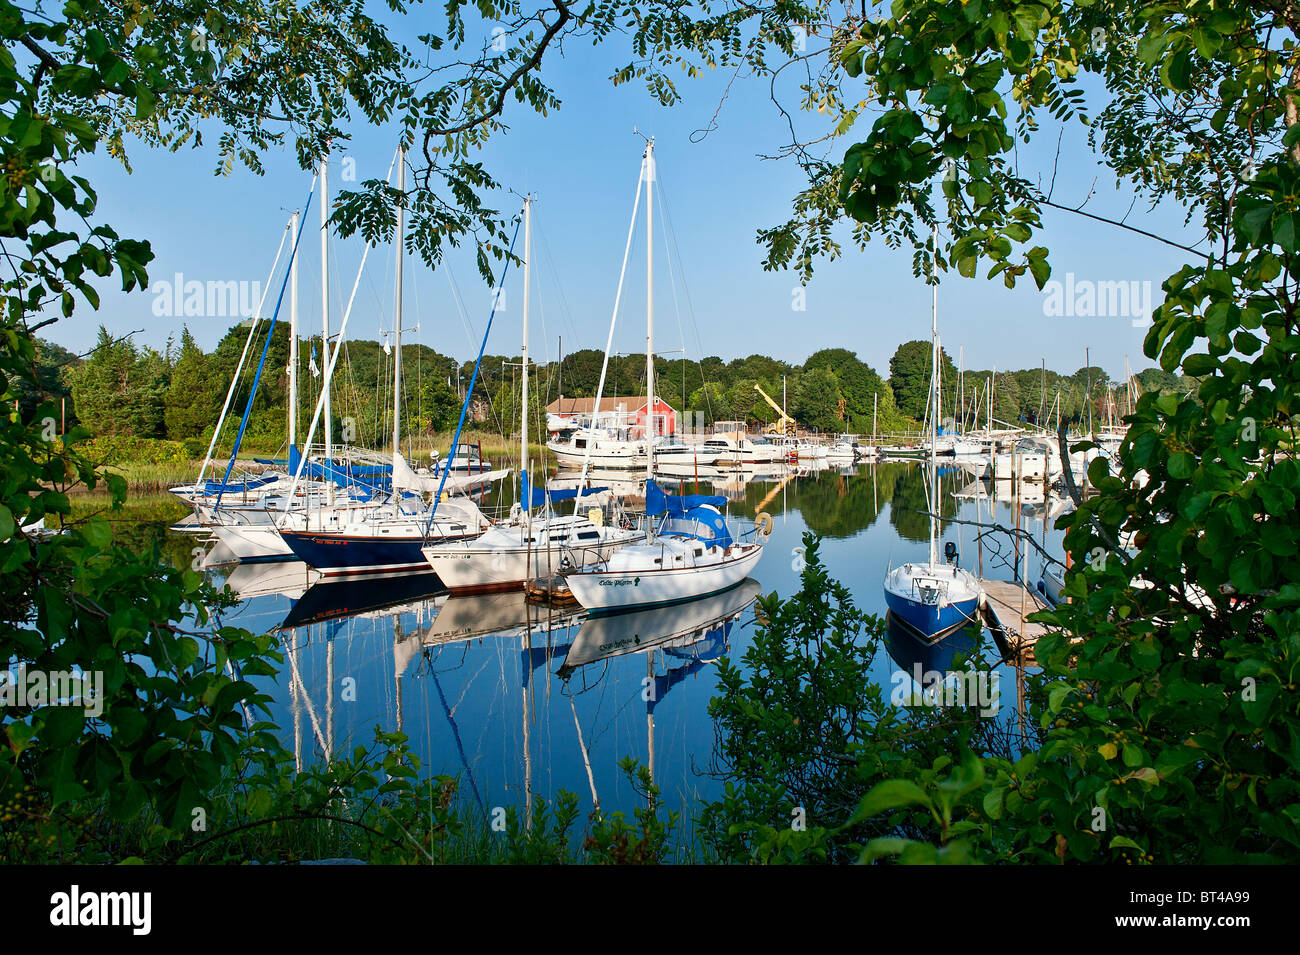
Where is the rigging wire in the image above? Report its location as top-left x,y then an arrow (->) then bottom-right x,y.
654,171 -> 715,425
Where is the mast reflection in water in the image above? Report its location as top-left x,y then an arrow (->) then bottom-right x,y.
219,561 -> 761,820
179,460 -> 1066,820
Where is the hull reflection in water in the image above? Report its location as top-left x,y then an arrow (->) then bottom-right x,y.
555,577 -> 762,809
426,590 -> 584,645
222,559 -> 320,601
883,611 -> 984,676
560,578 -> 762,674
278,570 -> 446,630
262,565 -> 763,820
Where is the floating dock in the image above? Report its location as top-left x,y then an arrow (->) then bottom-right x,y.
979,579 -> 1054,666
525,575 -> 580,608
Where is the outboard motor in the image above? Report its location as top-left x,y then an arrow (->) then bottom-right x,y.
944,540 -> 958,565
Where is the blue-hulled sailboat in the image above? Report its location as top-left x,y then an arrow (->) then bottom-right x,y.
882,261 -> 983,642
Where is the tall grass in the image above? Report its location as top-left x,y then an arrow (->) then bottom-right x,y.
401,430 -> 556,470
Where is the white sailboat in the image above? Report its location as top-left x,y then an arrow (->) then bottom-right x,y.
564,478 -> 771,613
562,141 -> 775,613
422,196 -> 643,593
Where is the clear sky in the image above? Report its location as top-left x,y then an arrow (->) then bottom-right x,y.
54,22 -> 1203,383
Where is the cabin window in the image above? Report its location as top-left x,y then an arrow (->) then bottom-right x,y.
578,531 -> 600,541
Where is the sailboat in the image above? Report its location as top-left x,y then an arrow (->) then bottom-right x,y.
421,196 -> 644,593
564,477 -> 771,614
882,258 -> 983,642
275,149 -> 505,576
545,137 -> 667,474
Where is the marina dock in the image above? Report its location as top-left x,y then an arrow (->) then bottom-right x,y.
979,578 -> 1054,666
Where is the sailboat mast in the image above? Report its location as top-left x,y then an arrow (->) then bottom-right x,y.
930,262 -> 939,569
289,210 -> 299,450
522,196 -> 532,523
392,148 -> 405,456
1086,346 -> 1093,437
321,154 -> 332,457
644,138 -> 655,484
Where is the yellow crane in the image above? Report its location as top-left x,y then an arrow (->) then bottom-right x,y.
753,384 -> 796,436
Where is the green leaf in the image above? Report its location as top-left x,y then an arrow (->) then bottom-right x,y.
847,779 -> 930,825
1167,452 -> 1196,479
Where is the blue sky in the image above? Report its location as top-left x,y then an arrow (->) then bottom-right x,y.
55,20 -> 1203,383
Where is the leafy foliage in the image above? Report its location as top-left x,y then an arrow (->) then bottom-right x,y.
702,535 -> 1012,863
722,0 -> 1300,865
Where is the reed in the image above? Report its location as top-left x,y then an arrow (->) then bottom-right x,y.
400,430 -> 556,469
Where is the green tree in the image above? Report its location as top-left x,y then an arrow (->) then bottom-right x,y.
793,367 -> 843,433
888,340 -> 955,421
67,327 -> 167,438
164,327 -> 222,441
805,347 -> 888,432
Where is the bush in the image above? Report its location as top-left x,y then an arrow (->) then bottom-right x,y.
80,435 -> 189,466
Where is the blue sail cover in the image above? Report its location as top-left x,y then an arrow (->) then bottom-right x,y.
647,480 -> 734,549
202,475 -> 277,495
645,479 -> 726,517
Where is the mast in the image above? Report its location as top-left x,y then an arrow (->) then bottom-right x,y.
289,210 -> 299,450
1086,347 -> 1093,437
392,148 -> 405,456
522,196 -> 532,524
930,266 -> 939,569
321,154 -> 332,456
1040,358 -> 1046,433
644,138 -> 655,484
957,345 -> 963,436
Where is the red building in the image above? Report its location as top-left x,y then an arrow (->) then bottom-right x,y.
546,395 -> 677,438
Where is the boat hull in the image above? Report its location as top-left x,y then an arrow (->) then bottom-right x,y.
565,543 -> 764,614
423,529 -> 645,595
210,524 -> 294,563
280,529 -> 479,577
884,590 -> 979,640
882,563 -> 983,642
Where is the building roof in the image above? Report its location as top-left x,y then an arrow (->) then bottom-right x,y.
546,395 -> 676,415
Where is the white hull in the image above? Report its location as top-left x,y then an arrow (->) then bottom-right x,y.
549,444 -> 644,469
990,451 -> 1049,481
565,539 -> 765,612
423,518 -> 644,593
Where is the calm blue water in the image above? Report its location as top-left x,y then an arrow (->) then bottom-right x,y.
198,461 -> 1067,826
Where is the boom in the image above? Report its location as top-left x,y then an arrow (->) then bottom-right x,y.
753,384 -> 796,435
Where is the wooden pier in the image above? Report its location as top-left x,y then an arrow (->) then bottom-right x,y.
979,578 -> 1054,666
